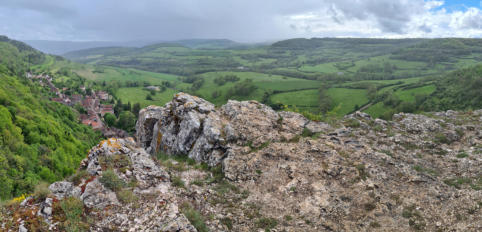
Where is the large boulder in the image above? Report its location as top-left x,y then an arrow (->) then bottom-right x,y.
136,92 -> 329,166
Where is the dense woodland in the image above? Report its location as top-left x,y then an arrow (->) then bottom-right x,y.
0,38 -> 101,199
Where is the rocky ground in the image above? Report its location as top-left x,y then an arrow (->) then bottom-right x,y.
1,93 -> 481,231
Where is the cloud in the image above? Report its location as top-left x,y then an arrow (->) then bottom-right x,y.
0,0 -> 480,42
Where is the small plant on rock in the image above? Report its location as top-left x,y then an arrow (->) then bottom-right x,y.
180,202 -> 209,232
171,175 -> 185,188
99,169 -> 126,192
59,197 -> 88,231
33,182 -> 51,202
116,189 -> 138,204
256,217 -> 278,231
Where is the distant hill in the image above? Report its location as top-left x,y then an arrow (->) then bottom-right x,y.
22,40 -> 154,55
422,64 -> 482,111
172,39 -> 243,49
23,38 -> 249,55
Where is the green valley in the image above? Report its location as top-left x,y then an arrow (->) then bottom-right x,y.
58,38 -> 481,120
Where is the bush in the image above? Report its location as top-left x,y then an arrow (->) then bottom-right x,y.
301,128 -> 314,137
68,170 -> 89,186
180,202 -> 209,232
103,113 -> 117,127
220,217 -> 233,230
116,189 -> 138,204
256,217 -> 278,230
99,169 -> 125,192
33,182 -> 51,202
225,79 -> 257,98
60,197 -> 88,231
434,133 -> 449,144
171,176 -> 185,188
456,152 -> 468,158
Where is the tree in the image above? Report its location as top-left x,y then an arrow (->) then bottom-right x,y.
367,85 -> 377,101
74,103 -> 87,114
114,99 -> 123,117
132,103 -> 141,117
146,94 -> 153,100
86,88 -> 93,96
104,113 -> 117,127
211,90 -> 221,99
124,101 -> 132,111
117,111 -> 136,131
318,85 -> 334,113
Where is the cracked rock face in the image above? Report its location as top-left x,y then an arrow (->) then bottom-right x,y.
136,92 -> 330,166
44,138 -> 195,231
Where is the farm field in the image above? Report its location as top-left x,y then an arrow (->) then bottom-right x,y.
34,37 -> 482,120
117,87 -> 178,108
326,88 -> 369,116
270,89 -> 319,111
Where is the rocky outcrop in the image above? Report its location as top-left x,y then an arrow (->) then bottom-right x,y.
8,138 -> 195,231
4,93 -> 481,232
135,92 -> 331,166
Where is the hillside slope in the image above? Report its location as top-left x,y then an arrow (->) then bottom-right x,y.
0,37 -> 101,199
421,64 -> 482,111
3,93 -> 480,231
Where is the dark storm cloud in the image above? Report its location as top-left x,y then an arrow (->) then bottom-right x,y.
0,0 -> 481,41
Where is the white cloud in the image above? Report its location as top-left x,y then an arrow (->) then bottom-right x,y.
284,0 -> 482,38
424,1 -> 444,10
0,0 -> 481,41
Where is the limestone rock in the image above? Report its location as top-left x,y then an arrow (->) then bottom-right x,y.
6,93 -> 481,232
137,92 -> 324,166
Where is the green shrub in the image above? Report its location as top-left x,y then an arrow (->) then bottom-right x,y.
34,182 -> 51,202
191,179 -> 204,186
443,177 -> 472,189
180,202 -> 209,232
456,152 -> 468,158
214,180 -> 239,195
284,215 -> 293,221
60,197 -> 88,231
171,176 -> 185,188
61,197 -> 83,220
434,133 -> 449,144
344,119 -> 361,128
220,217 -> 233,230
116,189 -> 138,204
68,170 -> 89,186
256,217 -> 278,230
356,164 -> 369,181
301,128 -> 314,137
99,169 -> 126,192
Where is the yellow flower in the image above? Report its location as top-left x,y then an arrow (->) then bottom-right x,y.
11,194 -> 29,203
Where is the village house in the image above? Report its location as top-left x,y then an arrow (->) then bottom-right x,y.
96,90 -> 109,101
100,104 -> 114,116
82,97 -> 95,109
81,114 -> 102,130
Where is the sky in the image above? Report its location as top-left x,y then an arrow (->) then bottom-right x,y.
0,0 -> 481,42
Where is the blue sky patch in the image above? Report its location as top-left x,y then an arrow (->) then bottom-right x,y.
441,0 -> 482,12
